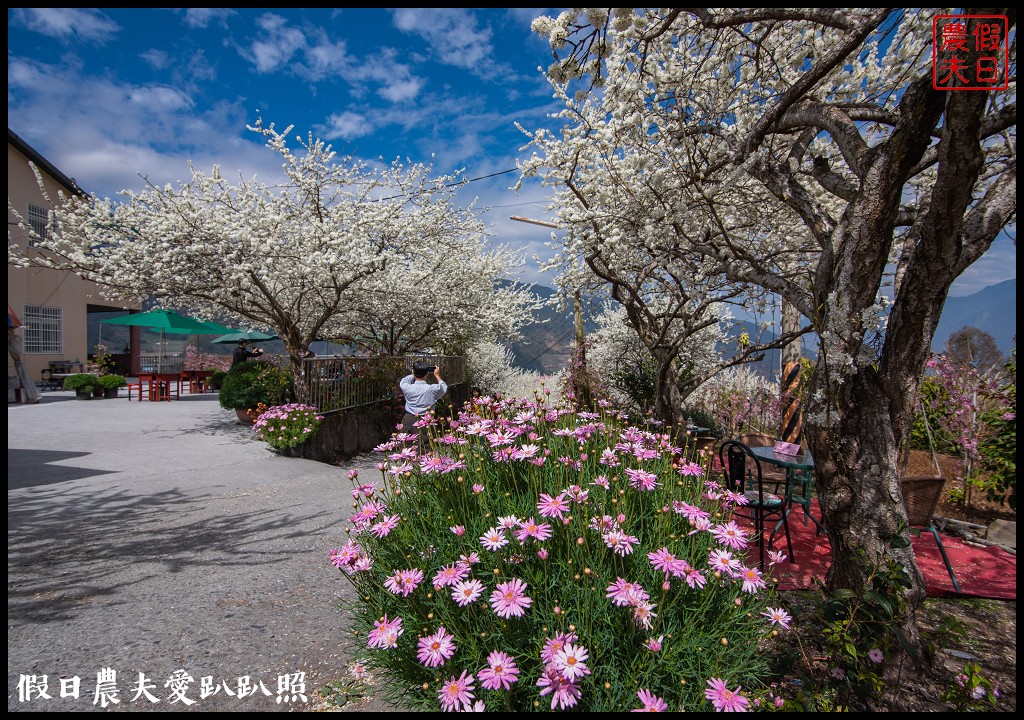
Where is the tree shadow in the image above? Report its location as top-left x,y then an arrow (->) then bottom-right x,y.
8,480 -> 340,624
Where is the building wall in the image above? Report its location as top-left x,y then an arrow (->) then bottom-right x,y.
8,141 -> 138,385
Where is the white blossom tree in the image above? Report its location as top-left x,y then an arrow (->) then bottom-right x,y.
522,7 -> 1016,642
587,301 -> 726,416
8,119 -> 536,380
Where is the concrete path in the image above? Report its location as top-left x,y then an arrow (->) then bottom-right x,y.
7,390 -> 402,712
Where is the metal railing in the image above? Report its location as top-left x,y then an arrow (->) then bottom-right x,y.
139,355 -> 184,374
301,355 -> 466,413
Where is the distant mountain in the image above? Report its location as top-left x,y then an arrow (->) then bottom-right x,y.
932,278 -> 1016,355
508,278 -> 1016,376
504,282 -> 599,374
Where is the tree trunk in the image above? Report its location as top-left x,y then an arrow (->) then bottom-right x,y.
806,366 -> 927,654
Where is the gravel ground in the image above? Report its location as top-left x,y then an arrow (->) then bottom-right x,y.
7,392 -> 405,712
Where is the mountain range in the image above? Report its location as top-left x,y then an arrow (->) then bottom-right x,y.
509,278 -> 1017,376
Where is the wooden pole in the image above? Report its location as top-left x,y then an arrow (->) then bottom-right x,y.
780,298 -> 803,443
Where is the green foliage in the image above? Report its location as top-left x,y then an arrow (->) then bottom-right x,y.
254,403 -> 323,450
218,360 -> 293,412
977,351 -> 1016,509
940,661 -> 1001,711
784,533 -> 915,711
210,369 -> 228,391
332,396 -> 788,712
611,358 -> 657,414
97,374 -> 126,389
63,373 -> 98,392
909,378 -> 957,455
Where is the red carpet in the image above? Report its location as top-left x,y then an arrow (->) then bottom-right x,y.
751,500 -> 1016,600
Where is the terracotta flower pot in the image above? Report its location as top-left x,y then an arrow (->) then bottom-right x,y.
236,409 -> 254,425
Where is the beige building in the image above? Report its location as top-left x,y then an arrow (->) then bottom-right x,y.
8,128 -> 140,393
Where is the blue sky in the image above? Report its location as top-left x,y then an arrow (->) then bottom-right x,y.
7,7 -> 1014,296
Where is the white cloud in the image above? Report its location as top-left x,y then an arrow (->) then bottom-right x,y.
127,86 -> 195,113
242,13 -> 307,73
141,49 -> 170,71
321,111 -> 374,141
378,78 -> 424,103
392,8 -> 495,71
182,9 -> 235,29
10,8 -> 119,42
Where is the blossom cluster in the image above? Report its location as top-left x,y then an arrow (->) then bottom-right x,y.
331,392 -> 793,712
253,403 -> 323,450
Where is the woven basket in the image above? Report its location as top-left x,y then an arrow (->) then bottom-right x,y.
900,475 -> 946,526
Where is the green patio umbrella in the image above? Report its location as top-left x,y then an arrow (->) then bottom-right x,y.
211,329 -> 279,344
101,310 -> 232,371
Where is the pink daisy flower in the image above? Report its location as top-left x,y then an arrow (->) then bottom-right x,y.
624,467 -> 661,491
496,515 -> 520,530
591,475 -> 611,489
553,643 -> 591,680
514,517 -> 553,544
541,631 -> 578,663
490,578 -> 532,618
417,626 -> 456,668
451,578 -> 485,607
479,527 -> 509,552
537,492 -> 570,519
673,500 -> 709,521
644,635 -> 664,652
395,568 -> 424,596
739,565 -> 766,594
676,460 -> 704,477
478,650 -> 520,690
705,677 -> 749,712
708,549 -> 742,577
633,601 -> 658,630
711,521 -> 749,550
761,607 -> 792,630
633,688 -> 669,712
366,614 -> 403,649
433,562 -> 470,590
602,528 -> 639,556
682,565 -> 707,589
605,577 -> 650,607
536,666 -> 582,710
648,547 -> 685,576
437,670 -> 475,712
370,514 -> 400,538
450,525 -> 466,536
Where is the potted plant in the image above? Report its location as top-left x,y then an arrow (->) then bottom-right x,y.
218,360 -> 293,424
97,374 -> 126,399
63,373 -> 97,400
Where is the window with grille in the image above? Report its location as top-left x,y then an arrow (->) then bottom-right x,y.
27,203 -> 51,245
23,305 -> 63,354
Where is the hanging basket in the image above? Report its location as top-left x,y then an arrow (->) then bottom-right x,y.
900,475 -> 946,526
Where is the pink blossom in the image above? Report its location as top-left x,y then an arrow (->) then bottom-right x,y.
711,521 -> 749,550
633,688 -> 669,712
514,517 -> 553,544
437,671 -> 475,712
479,527 -> 509,552
451,578 -> 485,607
490,578 -> 532,618
478,650 -> 520,690
366,614 -> 403,649
370,514 -> 400,538
553,643 -> 591,680
417,626 -> 456,668
705,678 -> 749,712
537,492 -> 570,519
536,666 -> 582,710
433,562 -> 470,589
